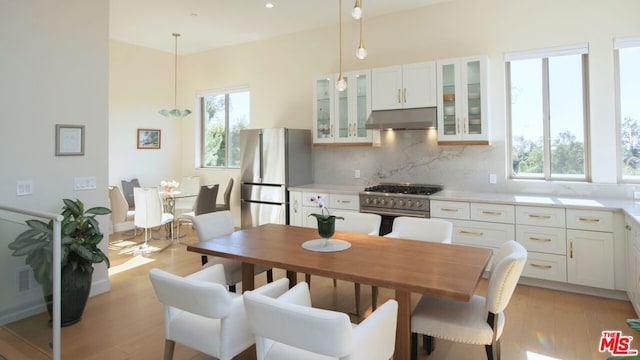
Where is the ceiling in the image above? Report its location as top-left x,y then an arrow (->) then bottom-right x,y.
109,0 -> 448,54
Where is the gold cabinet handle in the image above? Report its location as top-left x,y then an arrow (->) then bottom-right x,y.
578,217 -> 600,223
441,208 -> 459,212
529,236 -> 552,242
293,199 -> 298,213
337,200 -> 351,204
530,263 -> 553,269
459,230 -> 484,236
456,118 -> 460,134
330,124 -> 334,137
403,88 -> 407,103
464,117 -> 468,134
397,89 -> 401,104
570,239 -> 574,258
528,214 -> 551,219
351,123 -> 355,137
481,210 -> 503,216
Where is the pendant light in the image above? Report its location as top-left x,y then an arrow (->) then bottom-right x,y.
159,33 -> 192,118
351,0 -> 362,20
355,1 -> 367,60
335,0 -> 347,92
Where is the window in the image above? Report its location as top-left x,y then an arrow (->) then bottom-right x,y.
506,44 -> 590,181
616,37 -> 640,182
198,88 -> 250,168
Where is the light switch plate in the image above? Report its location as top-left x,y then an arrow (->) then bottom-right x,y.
16,180 -> 33,196
489,174 -> 497,184
74,176 -> 97,191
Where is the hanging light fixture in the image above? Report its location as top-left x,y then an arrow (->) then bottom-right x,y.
335,0 -> 347,92
355,1 -> 367,60
159,33 -> 191,118
351,0 -> 362,20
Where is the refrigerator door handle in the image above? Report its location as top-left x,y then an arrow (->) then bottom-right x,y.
258,131 -> 264,182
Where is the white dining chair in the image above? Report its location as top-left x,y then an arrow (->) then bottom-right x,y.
173,175 -> 200,217
410,240 -> 527,360
176,184 -> 219,238
133,187 -> 174,252
192,210 -> 272,292
385,217 -> 453,243
149,265 -> 290,360
243,281 -> 398,360
108,185 -> 137,239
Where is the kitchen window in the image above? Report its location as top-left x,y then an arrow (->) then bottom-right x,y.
506,44 -> 590,181
197,87 -> 250,168
616,37 -> 640,183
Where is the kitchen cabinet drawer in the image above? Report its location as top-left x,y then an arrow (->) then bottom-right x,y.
330,193 -> 359,211
431,200 -> 470,220
302,192 -> 329,207
450,219 -> 514,248
470,203 -> 514,224
516,225 -> 566,255
522,253 -> 567,282
566,209 -> 613,232
516,206 -> 565,228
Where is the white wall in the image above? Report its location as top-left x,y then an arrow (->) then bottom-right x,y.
1,0 -> 111,299
109,0 -> 640,223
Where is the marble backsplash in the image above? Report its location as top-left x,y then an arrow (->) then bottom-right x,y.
312,130 -> 633,200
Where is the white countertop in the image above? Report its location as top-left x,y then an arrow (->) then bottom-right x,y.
288,184 -> 364,194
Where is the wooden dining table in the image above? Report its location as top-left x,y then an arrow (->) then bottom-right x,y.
187,223 -> 492,360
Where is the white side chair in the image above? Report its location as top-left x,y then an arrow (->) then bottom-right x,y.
385,217 -> 453,243
174,176 -> 200,217
410,240 -> 527,360
149,265 -> 290,360
133,187 -> 174,252
192,210 -> 272,292
176,184 -> 219,238
244,281 -> 398,360
334,211 -> 381,315
108,185 -> 137,239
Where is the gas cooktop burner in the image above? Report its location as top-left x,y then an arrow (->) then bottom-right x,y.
363,183 -> 443,196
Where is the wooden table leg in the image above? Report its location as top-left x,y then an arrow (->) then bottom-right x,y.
394,289 -> 411,360
286,270 -> 297,288
242,262 -> 255,291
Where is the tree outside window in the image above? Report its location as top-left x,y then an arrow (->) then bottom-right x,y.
618,45 -> 640,181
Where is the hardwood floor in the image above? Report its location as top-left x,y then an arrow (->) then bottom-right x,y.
3,227 -> 637,359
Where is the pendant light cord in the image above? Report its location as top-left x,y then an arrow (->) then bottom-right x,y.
172,33 -> 179,109
338,0 -> 343,77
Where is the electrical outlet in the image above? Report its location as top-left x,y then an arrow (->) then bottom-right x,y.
489,174 -> 497,184
354,169 -> 361,179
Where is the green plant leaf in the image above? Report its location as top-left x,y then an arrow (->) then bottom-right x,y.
85,206 -> 111,215
62,198 -> 82,217
627,319 -> 640,332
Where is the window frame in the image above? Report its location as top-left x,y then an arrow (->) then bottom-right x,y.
615,36 -> 640,183
505,44 -> 591,182
196,86 -> 250,169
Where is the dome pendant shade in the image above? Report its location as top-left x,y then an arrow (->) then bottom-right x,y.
159,33 -> 191,118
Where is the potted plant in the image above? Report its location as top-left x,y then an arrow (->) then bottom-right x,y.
8,198 -> 111,326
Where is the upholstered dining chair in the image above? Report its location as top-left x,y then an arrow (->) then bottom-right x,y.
133,187 -> 174,252
243,281 -> 398,360
108,186 -> 137,239
191,210 -> 273,292
176,184 -> 219,238
410,240 -> 527,360
121,178 -> 140,210
215,177 -> 234,212
385,217 -> 453,243
149,265 -> 290,360
173,176 -> 200,217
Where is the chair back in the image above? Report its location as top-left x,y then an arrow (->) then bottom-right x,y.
133,187 -> 165,229
108,186 -> 131,224
121,178 -> 140,209
221,177 -> 234,210
485,240 -> 527,314
244,282 -> 354,358
387,217 -> 453,243
149,265 -> 232,319
175,176 -> 200,212
192,210 -> 234,241
194,184 -> 219,215
333,211 -> 381,235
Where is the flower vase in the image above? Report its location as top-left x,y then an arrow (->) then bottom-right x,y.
311,214 -> 337,246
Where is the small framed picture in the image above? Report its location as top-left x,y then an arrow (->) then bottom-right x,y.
137,129 -> 161,149
55,124 -> 85,156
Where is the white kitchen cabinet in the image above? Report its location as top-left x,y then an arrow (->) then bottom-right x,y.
436,55 -> 490,145
625,216 -> 640,315
314,71 -> 379,145
371,62 -> 437,110
289,191 -> 303,226
300,191 -> 359,228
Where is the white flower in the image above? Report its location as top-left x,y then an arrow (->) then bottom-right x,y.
160,180 -> 179,189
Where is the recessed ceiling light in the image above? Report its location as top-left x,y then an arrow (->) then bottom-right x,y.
265,2 -> 274,8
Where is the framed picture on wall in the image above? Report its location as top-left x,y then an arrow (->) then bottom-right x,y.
55,124 -> 85,156
137,129 -> 161,149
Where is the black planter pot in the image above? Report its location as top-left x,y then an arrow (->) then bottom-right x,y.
44,265 -> 93,327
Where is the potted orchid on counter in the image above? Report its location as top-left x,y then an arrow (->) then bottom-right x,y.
160,180 -> 179,194
308,194 -> 344,241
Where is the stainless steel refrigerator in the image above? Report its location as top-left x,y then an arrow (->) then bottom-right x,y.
240,128 -> 312,228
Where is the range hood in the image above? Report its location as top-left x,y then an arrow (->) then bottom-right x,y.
365,107 -> 437,130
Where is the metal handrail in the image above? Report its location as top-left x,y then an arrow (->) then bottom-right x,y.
0,205 -> 63,360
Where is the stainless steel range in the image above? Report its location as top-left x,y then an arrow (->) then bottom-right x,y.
359,183 -> 443,235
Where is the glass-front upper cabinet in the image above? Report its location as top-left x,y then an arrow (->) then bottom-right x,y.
313,74 -> 335,143
437,55 -> 490,144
